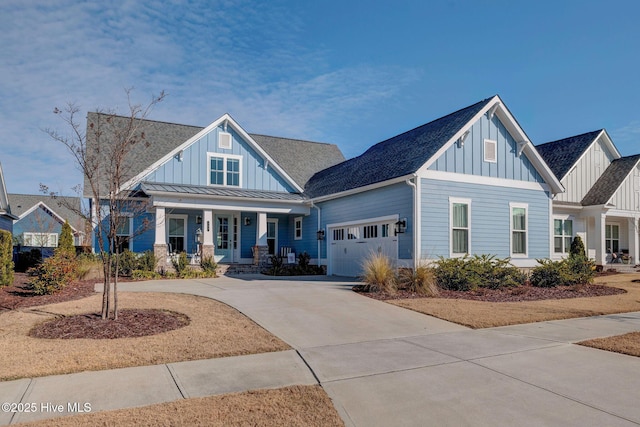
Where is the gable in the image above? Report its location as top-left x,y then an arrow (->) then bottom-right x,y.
14,204 -> 66,236
427,111 -> 544,183
582,155 -> 640,208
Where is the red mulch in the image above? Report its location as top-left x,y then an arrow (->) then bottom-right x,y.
356,283 -> 625,302
0,273 -> 96,312
29,309 -> 190,339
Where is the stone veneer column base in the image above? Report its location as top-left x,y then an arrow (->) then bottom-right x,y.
154,244 -> 170,272
201,244 -> 215,261
253,245 -> 269,266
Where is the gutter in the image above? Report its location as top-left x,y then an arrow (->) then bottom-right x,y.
311,201 -> 322,267
405,176 -> 419,270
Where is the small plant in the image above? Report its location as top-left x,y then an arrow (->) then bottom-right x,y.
171,252 -> 189,275
137,250 -> 158,272
131,270 -> 161,280
569,236 -> 586,258
27,251 -> 78,295
298,252 -> 311,271
57,220 -> 75,256
434,254 -> 526,291
529,259 -> 567,288
201,255 -> 217,277
265,254 -> 285,276
361,252 -> 396,294
0,230 -> 14,287
397,263 -> 439,296
113,250 -> 138,276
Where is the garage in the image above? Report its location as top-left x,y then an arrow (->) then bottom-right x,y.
328,217 -> 399,277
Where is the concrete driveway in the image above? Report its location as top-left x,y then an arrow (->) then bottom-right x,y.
113,275 -> 640,426
3,275 -> 640,426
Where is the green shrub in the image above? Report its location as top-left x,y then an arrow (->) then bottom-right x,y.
0,230 -> 13,287
200,255 -> 217,276
398,264 -> 438,296
76,254 -> 102,280
434,254 -> 526,291
137,250 -> 157,272
530,255 -> 595,288
570,236 -> 586,258
361,252 -> 396,294
298,252 -> 311,271
27,251 -> 77,295
113,250 -> 138,276
264,254 -> 285,276
171,252 -> 189,275
567,254 -> 595,285
131,270 -> 161,280
57,220 -> 75,255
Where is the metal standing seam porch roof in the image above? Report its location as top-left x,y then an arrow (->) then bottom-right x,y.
140,182 -> 306,201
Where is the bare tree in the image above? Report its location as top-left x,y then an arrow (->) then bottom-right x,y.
44,89 -> 165,320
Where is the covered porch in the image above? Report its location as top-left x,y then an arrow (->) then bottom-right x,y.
140,183 -> 311,270
584,206 -> 640,267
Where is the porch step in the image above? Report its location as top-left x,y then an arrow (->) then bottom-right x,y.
221,264 -> 263,275
603,264 -> 640,274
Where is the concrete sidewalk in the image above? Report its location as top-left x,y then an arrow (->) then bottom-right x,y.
2,275 -> 640,426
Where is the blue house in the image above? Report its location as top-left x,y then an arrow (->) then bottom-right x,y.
87,95 -> 563,276
0,163 -> 17,233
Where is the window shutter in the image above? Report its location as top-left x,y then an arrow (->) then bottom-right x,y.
219,132 -> 232,149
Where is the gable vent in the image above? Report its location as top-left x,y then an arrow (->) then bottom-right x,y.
219,132 -> 232,149
484,139 -> 497,163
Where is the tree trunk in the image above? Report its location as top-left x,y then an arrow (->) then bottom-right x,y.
101,253 -> 110,320
113,251 -> 119,320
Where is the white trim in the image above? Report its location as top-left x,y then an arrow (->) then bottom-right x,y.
326,214 -> 399,230
207,153 -> 243,187
115,215 -> 133,251
421,170 -> 549,192
552,215 -> 575,257
17,202 -> 79,233
267,218 -> 278,256
310,174 -> 415,203
151,198 -> 309,215
119,114 -> 304,193
294,216 -> 303,240
510,202 -> 528,258
166,214 -> 188,253
484,139 -> 497,163
449,197 -> 471,257
23,232 -> 58,248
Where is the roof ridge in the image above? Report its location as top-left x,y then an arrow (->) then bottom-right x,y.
536,129 -> 603,148
88,111 -> 205,130
250,133 -> 334,146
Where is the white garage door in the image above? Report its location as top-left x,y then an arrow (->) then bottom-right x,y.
329,218 -> 398,277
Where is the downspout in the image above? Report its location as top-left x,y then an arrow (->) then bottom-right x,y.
405,175 -> 419,270
311,201 -> 322,267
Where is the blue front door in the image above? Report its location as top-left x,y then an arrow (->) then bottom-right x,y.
215,215 -> 233,262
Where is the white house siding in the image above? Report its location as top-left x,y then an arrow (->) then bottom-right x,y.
144,126 -> 296,193
609,164 -> 640,211
556,137 -> 616,203
421,179 -> 551,265
319,183 -> 414,268
429,113 -> 544,184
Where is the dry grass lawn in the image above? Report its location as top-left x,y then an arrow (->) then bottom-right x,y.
388,273 -> 640,328
14,385 -> 344,427
579,332 -> 640,358
0,292 -> 289,381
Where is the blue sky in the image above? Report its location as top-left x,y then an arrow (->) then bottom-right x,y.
1,0 -> 639,195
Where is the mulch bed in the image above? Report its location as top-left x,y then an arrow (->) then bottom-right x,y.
355,283 -> 625,302
29,309 -> 191,339
0,273 -> 96,312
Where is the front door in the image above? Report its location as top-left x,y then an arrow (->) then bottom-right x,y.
267,219 -> 278,256
215,215 -> 233,262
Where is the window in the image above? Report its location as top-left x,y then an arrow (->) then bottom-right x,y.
606,224 -> 620,254
511,204 -> 527,256
115,217 -> 132,253
347,227 -> 360,240
451,200 -> 470,255
363,225 -> 378,239
554,219 -> 573,254
208,154 -> 241,187
294,217 -> 303,240
333,228 -> 344,241
23,232 -> 58,248
484,139 -> 497,163
267,220 -> 277,255
381,224 -> 390,238
168,216 -> 185,253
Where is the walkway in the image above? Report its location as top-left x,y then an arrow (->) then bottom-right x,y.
2,275 -> 640,426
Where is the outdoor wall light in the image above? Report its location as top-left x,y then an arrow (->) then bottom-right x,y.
195,228 -> 203,244
394,219 -> 407,235
196,215 -> 202,224
316,229 -> 325,240
244,217 -> 251,226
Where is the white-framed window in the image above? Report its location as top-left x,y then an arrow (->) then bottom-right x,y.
167,215 -> 187,253
23,232 -> 58,248
553,218 -> 573,254
381,224 -> 390,238
267,219 -> 278,255
347,227 -> 360,240
115,216 -> 133,253
363,225 -> 378,239
294,217 -> 302,240
484,139 -> 497,163
333,228 -> 344,241
510,203 -> 528,256
450,198 -> 471,256
208,153 -> 242,187
606,224 -> 620,254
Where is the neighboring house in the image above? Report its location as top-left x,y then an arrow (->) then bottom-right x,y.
87,95 -> 563,276
537,130 -> 640,266
0,163 -> 18,233
9,194 -> 85,255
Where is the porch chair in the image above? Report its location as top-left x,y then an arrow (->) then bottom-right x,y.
279,246 -> 296,264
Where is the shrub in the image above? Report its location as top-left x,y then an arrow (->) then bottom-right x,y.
529,259 -> 568,288
434,255 -> 526,291
131,270 -> 161,280
27,251 -> 77,295
171,252 -> 189,276
112,250 -> 138,277
398,264 -> 438,296
137,250 -> 157,272
361,252 -> 396,294
264,254 -> 285,276
57,220 -> 75,255
569,236 -> 586,258
567,254 -> 595,285
200,255 -> 217,276
298,252 -> 311,271
76,254 -> 103,280
0,230 -> 13,287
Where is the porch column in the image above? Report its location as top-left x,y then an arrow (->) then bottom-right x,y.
202,209 -> 214,261
254,212 -> 268,265
594,212 -> 606,266
630,217 -> 640,266
153,207 -> 168,271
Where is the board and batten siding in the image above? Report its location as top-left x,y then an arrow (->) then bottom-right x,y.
429,113 -> 544,183
421,179 -> 551,261
319,183 -> 414,260
609,163 -> 640,211
0,216 -> 12,233
556,137 -> 616,203
143,126 -> 296,193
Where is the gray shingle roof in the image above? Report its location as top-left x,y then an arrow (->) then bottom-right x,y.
581,155 -> 640,206
140,182 -> 305,201
535,130 -> 603,181
84,113 -> 344,196
8,194 -> 83,229
304,97 -> 494,198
